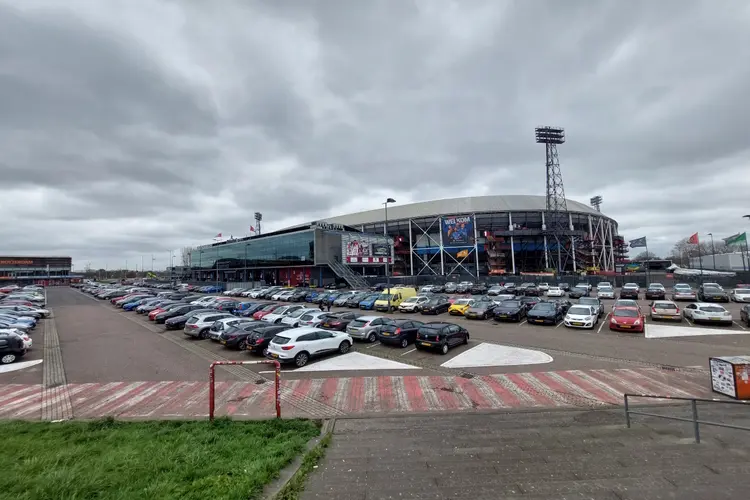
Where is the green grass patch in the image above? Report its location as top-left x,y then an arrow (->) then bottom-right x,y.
274,431 -> 332,500
0,417 -> 320,500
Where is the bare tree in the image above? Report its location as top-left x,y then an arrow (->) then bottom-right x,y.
180,246 -> 194,267
632,251 -> 659,261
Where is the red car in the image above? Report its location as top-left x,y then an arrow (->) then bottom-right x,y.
609,306 -> 645,333
253,304 -> 281,320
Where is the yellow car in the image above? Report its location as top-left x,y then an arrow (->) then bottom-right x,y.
448,298 -> 474,316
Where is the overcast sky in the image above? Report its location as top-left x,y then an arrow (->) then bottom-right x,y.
1,0 -> 749,270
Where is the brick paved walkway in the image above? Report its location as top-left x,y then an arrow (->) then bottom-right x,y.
0,367 -> 713,420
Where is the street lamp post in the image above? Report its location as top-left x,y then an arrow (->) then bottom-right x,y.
707,233 -> 716,269
384,198 -> 396,310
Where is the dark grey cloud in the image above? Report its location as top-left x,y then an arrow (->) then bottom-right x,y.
1,0 -> 749,268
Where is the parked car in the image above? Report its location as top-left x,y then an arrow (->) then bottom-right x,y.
527,301 -> 565,325
443,282 -> 458,294
568,286 -> 590,299
557,283 -> 570,292
577,297 -> 604,318
619,284 -> 640,300
546,286 -> 565,298
220,323 -> 286,352
183,312 -> 235,339
563,305 -> 599,329
740,304 -> 750,327
463,301 -> 497,320
319,311 -> 361,331
683,303 -> 733,325
470,283 -> 488,295
297,310 -> 329,327
645,284 -> 667,300
537,283 -> 550,292
377,319 -> 425,348
266,327 -> 352,367
671,284 -> 697,301
345,315 -> 387,342
698,285 -> 730,303
0,331 -> 27,364
596,285 -> 615,300
523,285 -> 541,297
207,317 -> 256,341
448,298 -> 475,316
398,295 -> 431,313
649,300 -> 681,322
609,307 -> 645,333
575,283 -> 592,292
419,296 -> 451,315
487,285 -> 506,296
414,322 -> 469,355
253,304 -> 282,320
164,308 -> 215,330
456,281 -> 474,294
280,308 -> 320,328
262,305 -> 306,324
731,288 -> 750,303
154,304 -> 204,324
493,300 -> 527,322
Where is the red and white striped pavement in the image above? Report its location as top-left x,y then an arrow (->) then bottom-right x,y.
0,367 -> 711,420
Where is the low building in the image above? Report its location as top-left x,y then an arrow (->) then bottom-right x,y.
0,256 -> 76,285
690,252 -> 748,271
188,222 -> 393,287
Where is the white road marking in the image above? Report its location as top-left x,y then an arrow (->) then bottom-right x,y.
0,359 -> 43,374
645,324 -> 750,339
258,370 -> 275,374
555,321 -> 564,329
684,316 -> 693,326
734,321 -> 747,331
597,313 -> 610,333
294,352 -> 420,372
400,348 -> 417,356
440,342 -> 553,368
519,320 -> 528,326
365,342 -> 381,349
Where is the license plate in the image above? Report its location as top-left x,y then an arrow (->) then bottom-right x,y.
381,332 -> 391,336
271,353 -> 279,358
534,319 -> 544,323
220,340 -> 226,344
620,325 -> 631,328
323,323 -> 329,327
573,322 -> 583,326
499,314 -> 507,318
421,342 -> 431,347
710,318 -> 720,321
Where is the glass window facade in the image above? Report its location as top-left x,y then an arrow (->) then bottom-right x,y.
191,230 -> 315,270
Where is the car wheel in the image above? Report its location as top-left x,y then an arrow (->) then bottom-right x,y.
400,338 -> 408,348
367,332 -> 377,343
1,353 -> 17,364
238,340 -> 248,350
199,329 -> 208,339
339,341 -> 351,354
463,333 -> 469,345
294,352 -> 309,367
440,343 -> 449,355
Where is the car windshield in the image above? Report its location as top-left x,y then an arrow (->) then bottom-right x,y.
675,284 -> 691,290
454,299 -> 472,305
624,284 -> 638,288
287,309 -> 307,318
261,305 -> 276,311
735,289 -> 750,295
573,287 -> 587,292
613,309 -> 639,318
403,297 -> 419,303
649,284 -> 664,289
579,298 -> 597,304
500,301 -> 521,308
534,303 -> 556,311
616,300 -> 638,307
654,302 -> 677,310
699,306 -> 725,313
703,287 -> 722,293
568,307 -> 592,315
598,285 -> 612,289
378,294 -> 394,300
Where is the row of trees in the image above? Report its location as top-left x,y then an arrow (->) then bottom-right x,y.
629,238 -> 734,267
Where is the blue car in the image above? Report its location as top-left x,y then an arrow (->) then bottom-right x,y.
0,315 -> 35,329
359,296 -> 378,310
232,302 -> 257,315
304,291 -> 320,302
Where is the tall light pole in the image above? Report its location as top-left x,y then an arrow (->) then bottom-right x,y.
384,198 -> 396,309
743,216 -> 750,271
707,233 -> 716,269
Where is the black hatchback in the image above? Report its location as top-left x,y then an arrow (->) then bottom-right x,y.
493,300 -> 527,322
0,332 -> 26,364
415,322 -> 469,355
377,319 -> 425,348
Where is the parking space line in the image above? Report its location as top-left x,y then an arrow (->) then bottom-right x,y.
684,317 -> 693,326
519,320 -> 528,326
555,321 -> 563,329
365,342 -> 381,349
400,348 -> 417,356
596,313 -> 610,334
734,321 -> 747,331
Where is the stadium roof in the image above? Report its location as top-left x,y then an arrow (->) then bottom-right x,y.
324,195 -> 605,226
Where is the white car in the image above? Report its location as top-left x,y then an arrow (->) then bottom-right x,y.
263,304 -> 306,324
183,312 -> 235,339
280,308 -> 319,327
683,303 -> 733,325
731,288 -> 750,303
271,290 -> 291,301
0,329 -> 31,349
575,283 -> 592,291
297,310 -> 328,327
191,296 -> 217,307
278,290 -> 297,301
597,286 -> 615,299
547,286 -> 564,297
206,317 -> 256,341
223,287 -> 244,296
538,283 -> 550,292
563,305 -> 599,329
672,284 -> 697,301
266,327 -> 353,368
399,296 -> 430,313
245,288 -> 266,298
0,305 -> 49,317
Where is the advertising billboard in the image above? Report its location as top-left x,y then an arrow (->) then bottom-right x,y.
341,233 -> 393,264
345,239 -> 371,258
371,243 -> 391,257
441,216 -> 474,246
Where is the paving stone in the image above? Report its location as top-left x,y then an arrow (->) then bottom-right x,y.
517,477 -> 676,496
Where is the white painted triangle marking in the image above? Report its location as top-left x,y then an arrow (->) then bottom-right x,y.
645,324 -> 750,339
0,359 -> 43,374
294,351 -> 421,372
440,343 -> 553,368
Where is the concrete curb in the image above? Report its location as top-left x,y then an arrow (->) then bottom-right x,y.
263,418 -> 335,500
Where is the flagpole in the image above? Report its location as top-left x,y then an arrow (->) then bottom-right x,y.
644,238 -> 651,284
697,239 -> 704,282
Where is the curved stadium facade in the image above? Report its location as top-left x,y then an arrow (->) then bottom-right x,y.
188,195 -> 624,287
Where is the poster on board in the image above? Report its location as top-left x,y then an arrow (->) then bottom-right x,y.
441,215 -> 474,246
345,239 -> 370,258
371,243 -> 391,257
710,357 -> 736,398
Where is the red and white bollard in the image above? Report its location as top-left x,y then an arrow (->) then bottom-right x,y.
209,360 -> 281,420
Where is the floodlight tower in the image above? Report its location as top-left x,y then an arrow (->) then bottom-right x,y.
535,126 -> 572,274
590,196 -> 602,212
254,212 -> 263,236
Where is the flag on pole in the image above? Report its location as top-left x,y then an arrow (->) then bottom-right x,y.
213,233 -> 222,241
629,237 -> 647,248
250,226 -> 255,233
687,233 -> 699,244
724,232 -> 747,246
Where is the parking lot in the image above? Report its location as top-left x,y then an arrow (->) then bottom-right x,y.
2,286 -> 748,420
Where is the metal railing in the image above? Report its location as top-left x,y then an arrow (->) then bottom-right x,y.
624,393 -> 750,443
328,259 -> 369,289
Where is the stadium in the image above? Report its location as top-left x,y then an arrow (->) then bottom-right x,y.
187,195 -> 625,287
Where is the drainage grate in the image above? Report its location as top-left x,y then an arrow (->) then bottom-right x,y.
460,372 -> 475,379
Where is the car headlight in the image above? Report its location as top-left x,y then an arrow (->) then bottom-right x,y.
585,316 -> 593,321
634,320 -> 641,325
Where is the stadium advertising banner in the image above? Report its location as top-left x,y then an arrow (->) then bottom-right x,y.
341,234 -> 392,264
441,215 -> 474,246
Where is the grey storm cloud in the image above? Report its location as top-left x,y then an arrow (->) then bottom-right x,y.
1,0 -> 750,269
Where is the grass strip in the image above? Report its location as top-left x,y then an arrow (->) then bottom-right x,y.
273,431 -> 333,500
0,417 -> 319,500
